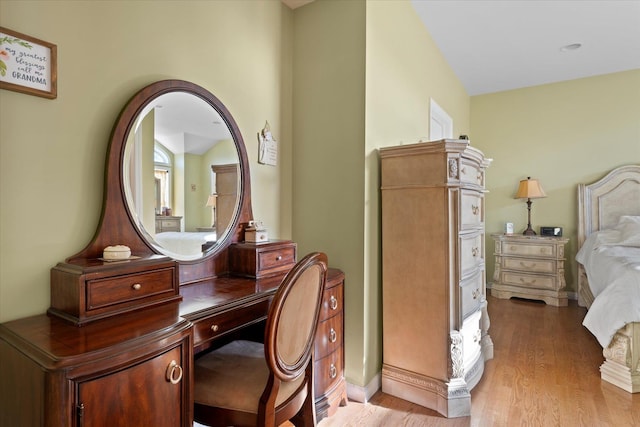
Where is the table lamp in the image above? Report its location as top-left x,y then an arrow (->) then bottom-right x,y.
515,177 -> 546,235
206,194 -> 217,228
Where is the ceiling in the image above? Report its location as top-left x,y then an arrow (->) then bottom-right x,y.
284,0 -> 640,96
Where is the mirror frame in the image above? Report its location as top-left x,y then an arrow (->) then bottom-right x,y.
67,80 -> 253,283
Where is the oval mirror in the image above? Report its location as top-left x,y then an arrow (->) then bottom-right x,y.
123,91 -> 241,261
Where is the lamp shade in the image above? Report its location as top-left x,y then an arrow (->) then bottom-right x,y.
515,177 -> 546,199
206,194 -> 217,207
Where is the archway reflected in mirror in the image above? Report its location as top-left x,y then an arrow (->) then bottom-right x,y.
123,91 -> 241,261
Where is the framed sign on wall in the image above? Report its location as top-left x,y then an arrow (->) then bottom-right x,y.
0,26 -> 57,99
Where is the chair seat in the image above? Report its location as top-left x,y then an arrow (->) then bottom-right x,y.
194,340 -> 304,414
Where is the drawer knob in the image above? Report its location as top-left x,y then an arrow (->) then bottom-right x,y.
165,360 -> 183,385
329,295 -> 338,310
471,205 -> 480,215
211,324 -> 219,332
329,363 -> 337,379
131,283 -> 142,290
276,255 -> 282,261
329,328 -> 337,343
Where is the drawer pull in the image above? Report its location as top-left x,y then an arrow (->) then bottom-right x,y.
472,289 -> 480,300
131,283 -> 142,290
329,328 -> 337,343
165,360 -> 183,384
211,324 -> 219,332
477,172 -> 483,182
519,261 -> 537,269
471,205 -> 480,215
329,363 -> 337,379
330,295 -> 338,310
519,278 -> 537,285
472,247 -> 479,257
276,255 -> 282,261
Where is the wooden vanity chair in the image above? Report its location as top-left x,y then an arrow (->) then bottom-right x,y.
194,252 -> 329,427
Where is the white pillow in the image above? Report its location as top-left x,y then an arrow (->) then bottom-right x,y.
614,215 -> 640,247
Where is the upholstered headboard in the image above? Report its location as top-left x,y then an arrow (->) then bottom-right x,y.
577,165 -> 640,307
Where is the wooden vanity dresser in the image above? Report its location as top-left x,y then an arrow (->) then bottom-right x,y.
0,80 -> 346,426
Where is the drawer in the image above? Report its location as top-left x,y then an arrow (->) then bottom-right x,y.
460,158 -> 483,187
314,346 -> 344,397
160,219 -> 179,229
229,240 -> 297,279
258,246 -> 296,275
500,271 -> 557,290
502,242 -> 555,258
192,299 -> 271,348
87,268 -> 175,311
460,271 -> 483,320
314,312 -> 343,359
460,190 -> 483,229
461,310 -> 482,369
319,283 -> 343,322
503,257 -> 555,274
460,231 -> 483,277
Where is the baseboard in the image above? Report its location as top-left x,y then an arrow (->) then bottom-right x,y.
346,372 -> 381,403
488,282 -> 578,302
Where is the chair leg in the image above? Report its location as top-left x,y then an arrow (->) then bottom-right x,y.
290,394 -> 317,427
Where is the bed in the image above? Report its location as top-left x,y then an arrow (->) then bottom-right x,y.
576,164 -> 640,393
154,231 -> 217,260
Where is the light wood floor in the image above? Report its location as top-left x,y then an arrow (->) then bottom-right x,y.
316,295 -> 640,427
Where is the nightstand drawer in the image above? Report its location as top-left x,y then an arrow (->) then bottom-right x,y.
314,346 -> 344,398
319,282 -> 343,322
315,312 -> 343,359
503,257 -> 555,274
503,242 -> 555,258
500,271 -> 556,290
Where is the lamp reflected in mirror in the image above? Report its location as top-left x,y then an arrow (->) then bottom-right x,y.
515,177 -> 546,235
206,193 -> 217,228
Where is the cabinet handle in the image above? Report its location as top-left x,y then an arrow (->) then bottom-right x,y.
472,247 -> 479,257
329,328 -> 337,343
165,360 -> 183,384
519,261 -> 536,269
211,324 -> 219,332
329,363 -> 337,379
131,283 -> 142,290
330,295 -> 338,310
471,205 -> 480,215
472,289 -> 480,299
519,278 -> 537,285
477,172 -> 483,182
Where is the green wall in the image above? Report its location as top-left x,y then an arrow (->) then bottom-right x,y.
471,70 -> 640,293
0,0 -> 293,321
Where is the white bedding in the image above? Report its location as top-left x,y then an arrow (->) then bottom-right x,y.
155,231 -> 217,260
577,216 -> 640,347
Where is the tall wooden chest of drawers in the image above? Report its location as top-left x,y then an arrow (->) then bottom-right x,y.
491,234 -> 569,306
380,139 -> 492,418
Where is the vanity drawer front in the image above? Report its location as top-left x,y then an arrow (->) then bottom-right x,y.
314,312 -> 343,360
192,299 -> 271,349
87,268 -> 175,310
503,257 -> 555,274
500,271 -> 556,290
314,346 -> 344,398
258,247 -> 296,276
460,231 -> 483,276
460,190 -> 483,229
460,271 -> 483,320
503,242 -> 555,258
319,282 -> 343,322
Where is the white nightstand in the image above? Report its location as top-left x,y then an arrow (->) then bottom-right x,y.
491,234 -> 569,306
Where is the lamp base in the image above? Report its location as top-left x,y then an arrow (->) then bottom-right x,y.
522,226 -> 537,236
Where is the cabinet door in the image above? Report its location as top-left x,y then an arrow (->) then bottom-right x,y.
77,345 -> 186,427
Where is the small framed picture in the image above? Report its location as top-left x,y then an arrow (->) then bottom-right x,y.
0,26 -> 57,99
505,222 -> 514,234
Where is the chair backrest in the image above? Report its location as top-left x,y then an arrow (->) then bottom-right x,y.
264,252 -> 328,382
